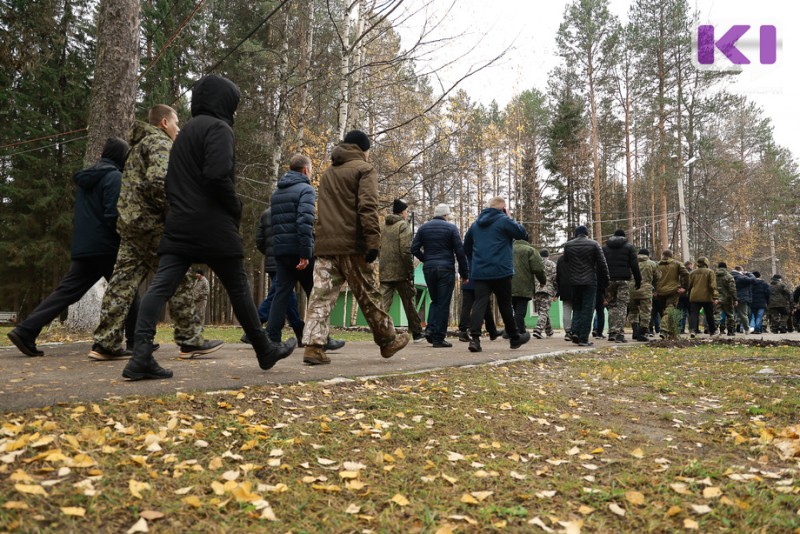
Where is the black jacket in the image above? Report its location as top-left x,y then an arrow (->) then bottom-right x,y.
555,254 -> 573,302
602,235 -> 642,287
411,217 -> 469,278
751,278 -> 771,309
270,170 -> 315,259
71,158 -> 123,259
159,75 -> 243,258
563,235 -> 609,287
255,208 -> 276,274
732,271 -> 754,304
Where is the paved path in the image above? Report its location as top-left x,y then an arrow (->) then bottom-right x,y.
2,331 -> 796,412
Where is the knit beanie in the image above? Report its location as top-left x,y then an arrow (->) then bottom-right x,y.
613,229 -> 626,237
574,225 -> 589,237
392,199 -> 408,214
343,130 -> 371,152
433,204 -> 450,218
639,248 -> 649,256
540,249 -> 549,258
101,137 -> 130,170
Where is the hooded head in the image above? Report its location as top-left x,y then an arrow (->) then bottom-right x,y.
101,137 -> 130,170
574,225 -> 589,238
190,75 -> 241,125
718,261 -> 728,269
696,256 -> 709,268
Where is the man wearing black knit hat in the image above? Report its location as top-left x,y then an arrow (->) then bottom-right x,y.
562,225 -> 609,346
601,229 -> 641,342
627,248 -> 659,341
379,199 -> 424,343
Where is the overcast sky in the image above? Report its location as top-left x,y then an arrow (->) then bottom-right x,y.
398,0 -> 797,162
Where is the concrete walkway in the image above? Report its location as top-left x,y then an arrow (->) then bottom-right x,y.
1,331 -> 796,412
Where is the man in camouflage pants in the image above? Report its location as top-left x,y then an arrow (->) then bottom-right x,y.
532,249 -> 556,338
767,274 -> 792,333
89,105 -> 215,361
627,248 -> 660,341
602,229 -> 641,342
714,262 -> 737,336
302,130 -> 408,364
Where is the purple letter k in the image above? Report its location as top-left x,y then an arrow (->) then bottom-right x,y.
697,25 -> 750,64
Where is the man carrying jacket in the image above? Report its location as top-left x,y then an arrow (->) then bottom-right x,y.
655,249 -> 689,337
122,75 -> 295,380
90,104 -> 213,361
8,138 -> 135,357
380,199 -> 424,343
511,240 -> 546,336
714,262 -> 738,336
464,197 -> 530,353
628,248 -> 660,342
412,203 -> 470,347
563,225 -> 610,346
687,256 -> 717,337
302,130 -> 409,363
602,229 -> 642,343
531,249 -> 556,339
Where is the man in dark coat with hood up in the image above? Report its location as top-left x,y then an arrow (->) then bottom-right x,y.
122,75 -> 295,380
7,138 -> 137,357
601,229 -> 641,342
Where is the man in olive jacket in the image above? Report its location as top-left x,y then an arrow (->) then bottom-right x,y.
123,75 -> 295,380
303,130 -> 409,364
767,274 -> 792,333
687,256 -> 718,336
379,199 -> 423,343
655,249 -> 689,336
627,248 -> 660,341
511,239 -> 546,335
714,262 -> 738,336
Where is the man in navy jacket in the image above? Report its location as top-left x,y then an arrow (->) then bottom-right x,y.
411,203 -> 468,347
463,197 -> 530,353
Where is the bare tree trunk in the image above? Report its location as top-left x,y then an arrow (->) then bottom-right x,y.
588,59 -> 602,241
270,11 -> 291,181
296,2 -> 315,151
336,0 -> 355,141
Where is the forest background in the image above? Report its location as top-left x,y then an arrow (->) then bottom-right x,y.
1,0 -> 797,324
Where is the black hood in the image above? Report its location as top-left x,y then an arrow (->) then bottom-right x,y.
190,75 -> 241,126
73,159 -> 118,190
605,235 -> 627,249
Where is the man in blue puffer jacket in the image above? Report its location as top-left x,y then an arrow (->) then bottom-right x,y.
411,203 -> 469,347
266,154 -> 316,343
463,196 -> 530,353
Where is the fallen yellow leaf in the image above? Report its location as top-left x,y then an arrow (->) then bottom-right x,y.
129,479 -> 151,499
578,505 -> 595,515
391,494 -> 410,506
182,496 -> 202,508
609,503 -> 626,516
703,487 -> 722,499
625,490 -> 646,506
630,448 -> 644,459
460,493 -> 479,504
14,484 -> 47,496
61,507 -> 86,517
665,505 -> 682,517
2,501 -> 29,510
683,518 -> 699,530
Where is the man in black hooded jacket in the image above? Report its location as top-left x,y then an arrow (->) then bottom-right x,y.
601,229 -> 642,342
122,75 -> 295,380
7,138 -> 138,357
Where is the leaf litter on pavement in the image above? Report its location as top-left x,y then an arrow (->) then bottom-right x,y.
0,343 -> 799,532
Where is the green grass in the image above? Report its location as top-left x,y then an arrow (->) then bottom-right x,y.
0,344 -> 799,532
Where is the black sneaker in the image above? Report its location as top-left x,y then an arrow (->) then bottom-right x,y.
615,334 -> 627,343
432,340 -> 453,348
292,322 -> 305,347
7,330 -> 44,357
510,332 -> 531,349
257,338 -> 297,370
413,333 -> 426,343
458,331 -> 471,343
532,331 -> 543,339
490,329 -> 505,341
88,344 -> 132,361
323,336 -> 346,351
468,338 -> 482,353
546,331 -> 554,337
240,332 -> 250,344
578,341 -> 594,347
592,332 -> 605,339
424,333 -> 433,344
178,339 -> 224,359
122,356 -> 173,380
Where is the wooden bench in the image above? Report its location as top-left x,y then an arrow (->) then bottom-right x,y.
0,311 -> 18,325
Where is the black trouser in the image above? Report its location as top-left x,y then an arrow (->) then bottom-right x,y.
571,284 -> 597,343
266,255 -> 314,342
512,296 -> 530,334
17,255 -> 138,343
459,289 -> 496,334
592,288 -> 605,335
133,254 -> 267,356
689,301 -> 716,334
470,277 -> 517,339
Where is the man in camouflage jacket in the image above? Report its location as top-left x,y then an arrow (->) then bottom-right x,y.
90,105 -> 214,360
531,248 -> 556,338
767,274 -> 792,333
714,262 -> 738,336
627,248 -> 660,341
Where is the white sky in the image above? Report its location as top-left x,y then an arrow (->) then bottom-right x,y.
398,0 -> 799,163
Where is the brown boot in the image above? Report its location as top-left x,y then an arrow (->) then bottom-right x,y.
303,345 -> 330,365
380,333 -> 410,359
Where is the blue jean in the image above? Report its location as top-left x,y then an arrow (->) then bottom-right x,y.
423,267 -> 455,343
750,307 -> 766,331
258,272 -> 303,327
571,284 -> 597,342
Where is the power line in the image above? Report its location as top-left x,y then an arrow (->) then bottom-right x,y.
139,0 -> 206,82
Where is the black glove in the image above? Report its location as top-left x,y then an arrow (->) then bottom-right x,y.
365,249 -> 379,263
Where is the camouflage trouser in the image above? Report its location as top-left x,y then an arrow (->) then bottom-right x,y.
303,255 -> 396,348
93,231 -> 203,350
768,308 -> 789,332
655,292 -> 680,334
532,293 -> 553,335
714,299 -> 736,333
627,296 -> 652,327
605,280 -> 630,335
195,299 -> 207,326
380,279 -> 422,337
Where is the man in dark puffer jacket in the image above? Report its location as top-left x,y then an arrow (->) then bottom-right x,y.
749,271 -> 770,334
123,75 -> 295,380
601,229 -> 642,343
563,225 -> 610,346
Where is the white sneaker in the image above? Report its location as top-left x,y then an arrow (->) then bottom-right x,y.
747,328 -> 754,334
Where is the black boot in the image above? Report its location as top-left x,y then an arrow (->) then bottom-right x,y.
122,340 -> 173,380
323,335 -> 346,351
252,330 -> 296,370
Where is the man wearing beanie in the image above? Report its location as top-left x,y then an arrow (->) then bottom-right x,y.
627,248 -> 660,341
380,199 -> 424,343
601,229 -> 641,342
303,130 -> 409,363
463,197 -> 530,352
8,137 -> 136,357
562,225 -> 609,346
714,262 -> 737,336
412,202 -> 469,347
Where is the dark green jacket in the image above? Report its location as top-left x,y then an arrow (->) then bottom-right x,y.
511,240 -> 546,298
379,214 -> 413,282
630,255 -> 660,299
768,277 -> 791,309
715,268 -> 737,302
